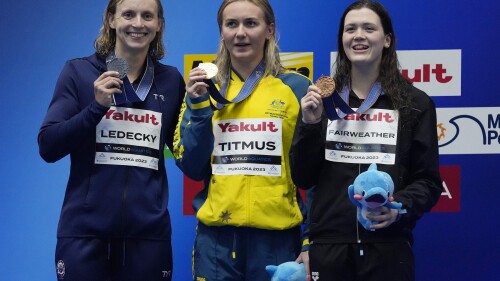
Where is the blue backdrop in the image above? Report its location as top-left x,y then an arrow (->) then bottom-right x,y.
1,0 -> 499,280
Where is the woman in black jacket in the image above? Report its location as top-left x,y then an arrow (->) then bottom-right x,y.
290,1 -> 443,280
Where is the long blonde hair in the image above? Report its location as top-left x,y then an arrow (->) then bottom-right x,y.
94,0 -> 166,60
214,0 -> 284,84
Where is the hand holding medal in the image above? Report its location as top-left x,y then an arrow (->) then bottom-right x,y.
315,74 -> 353,121
187,62 -> 218,98
188,61 -> 266,110
104,57 -> 129,106
318,75 -> 381,121
198,62 -> 218,80
93,57 -> 126,107
197,63 -> 229,107
300,75 -> 337,124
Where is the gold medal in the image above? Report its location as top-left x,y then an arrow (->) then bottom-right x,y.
198,62 -> 218,79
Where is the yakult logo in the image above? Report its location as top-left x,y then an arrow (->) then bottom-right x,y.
398,50 -> 461,96
343,112 -> 396,123
218,121 -> 279,133
105,108 -> 160,125
402,63 -> 452,83
330,50 -> 461,96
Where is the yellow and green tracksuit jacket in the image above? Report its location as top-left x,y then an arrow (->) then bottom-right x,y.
174,70 -> 310,230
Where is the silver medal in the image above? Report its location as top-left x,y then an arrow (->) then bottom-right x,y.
106,57 -> 129,79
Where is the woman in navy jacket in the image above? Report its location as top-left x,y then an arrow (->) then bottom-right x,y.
38,0 -> 184,280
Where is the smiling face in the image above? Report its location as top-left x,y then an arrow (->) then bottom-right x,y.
342,7 -> 391,70
109,0 -> 161,57
220,1 -> 274,69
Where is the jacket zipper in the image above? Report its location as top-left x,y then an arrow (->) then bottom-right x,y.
356,164 -> 364,256
121,166 -> 129,265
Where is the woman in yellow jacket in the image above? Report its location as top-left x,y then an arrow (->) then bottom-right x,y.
173,0 -> 310,280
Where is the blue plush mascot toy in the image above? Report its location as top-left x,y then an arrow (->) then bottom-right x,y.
266,261 -> 307,281
348,163 -> 406,230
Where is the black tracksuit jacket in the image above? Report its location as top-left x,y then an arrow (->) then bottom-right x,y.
290,85 -> 443,245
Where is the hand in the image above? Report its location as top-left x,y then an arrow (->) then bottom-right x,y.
295,251 -> 310,281
301,85 -> 323,124
186,67 -> 209,99
94,71 -> 123,107
366,206 -> 399,230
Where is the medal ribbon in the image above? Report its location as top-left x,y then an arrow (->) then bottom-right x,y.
323,82 -> 383,120
205,61 -> 266,110
106,53 -> 154,105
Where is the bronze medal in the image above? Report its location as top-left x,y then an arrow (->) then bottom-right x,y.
315,75 -> 336,98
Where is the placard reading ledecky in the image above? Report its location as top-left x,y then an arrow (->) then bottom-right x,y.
325,109 -> 398,164
212,118 -> 283,176
95,107 -> 162,170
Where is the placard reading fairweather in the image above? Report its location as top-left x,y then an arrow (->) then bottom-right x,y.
95,107 -> 162,170
212,118 -> 282,176
325,109 -> 398,164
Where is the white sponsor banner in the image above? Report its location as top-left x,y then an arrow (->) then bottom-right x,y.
330,49 -> 461,97
437,107 -> 500,155
325,109 -> 398,164
95,107 -> 162,170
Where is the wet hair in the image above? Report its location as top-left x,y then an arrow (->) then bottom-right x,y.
214,0 -> 284,84
94,0 -> 165,60
334,0 -> 411,111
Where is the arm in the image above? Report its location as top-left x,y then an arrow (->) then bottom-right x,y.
38,61 -> 112,163
290,113 -> 325,189
290,86 -> 326,189
173,94 -> 214,181
393,96 -> 443,223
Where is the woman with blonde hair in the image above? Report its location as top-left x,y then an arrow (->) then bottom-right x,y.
174,0 -> 310,280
